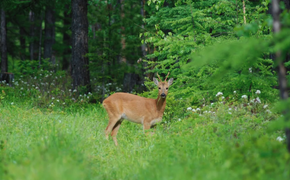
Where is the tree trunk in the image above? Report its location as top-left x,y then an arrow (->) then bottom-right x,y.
38,12 -> 43,66
44,5 -> 55,64
19,26 -> 26,60
120,0 -> 126,63
272,0 -> 290,152
243,0 -> 246,24
282,0 -> 290,11
71,0 -> 91,92
62,4 -> 71,71
1,8 -> 7,73
29,10 -> 35,61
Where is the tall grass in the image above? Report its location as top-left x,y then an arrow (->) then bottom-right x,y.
0,98 -> 289,180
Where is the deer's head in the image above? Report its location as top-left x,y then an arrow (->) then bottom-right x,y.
153,72 -> 174,99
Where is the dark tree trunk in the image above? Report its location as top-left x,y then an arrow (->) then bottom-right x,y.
0,73 -> 14,86
62,4 -> 71,71
71,0 -> 91,92
44,6 -> 55,64
272,0 -> 290,152
29,10 -> 35,61
140,0 -> 148,84
19,26 -> 26,60
282,0 -> 290,10
1,8 -> 7,73
38,12 -> 43,66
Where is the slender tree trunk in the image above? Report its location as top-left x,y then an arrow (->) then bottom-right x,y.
120,0 -> 126,63
62,5 -> 71,71
19,26 -> 26,60
272,0 -> 290,152
71,0 -> 91,92
29,10 -> 35,61
1,8 -> 7,73
38,12 -> 43,66
140,0 -> 148,83
243,0 -> 246,24
44,5 -> 55,64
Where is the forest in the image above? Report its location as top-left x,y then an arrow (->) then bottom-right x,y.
1,0 -> 290,179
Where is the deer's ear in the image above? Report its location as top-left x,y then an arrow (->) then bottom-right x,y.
153,78 -> 159,86
168,78 -> 174,86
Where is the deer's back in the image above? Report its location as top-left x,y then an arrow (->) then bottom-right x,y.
103,93 -> 158,123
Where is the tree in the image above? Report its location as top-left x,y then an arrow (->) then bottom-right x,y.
44,4 -> 55,64
272,0 -> 290,152
62,4 -> 71,71
1,8 -> 7,73
71,0 -> 91,92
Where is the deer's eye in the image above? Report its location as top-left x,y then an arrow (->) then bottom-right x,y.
159,87 -> 161,90
166,88 -> 168,90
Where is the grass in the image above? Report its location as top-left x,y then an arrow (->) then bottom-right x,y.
1,96 -> 290,180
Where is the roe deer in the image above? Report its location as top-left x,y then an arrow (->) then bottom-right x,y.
103,72 -> 173,146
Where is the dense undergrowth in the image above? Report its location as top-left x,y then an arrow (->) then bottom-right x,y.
1,83 -> 289,180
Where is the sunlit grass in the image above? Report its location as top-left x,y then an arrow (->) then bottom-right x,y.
1,99 -> 289,180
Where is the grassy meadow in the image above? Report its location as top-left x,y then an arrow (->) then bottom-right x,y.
1,92 -> 290,180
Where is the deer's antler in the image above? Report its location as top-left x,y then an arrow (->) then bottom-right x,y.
156,73 -> 162,82
165,72 -> 170,81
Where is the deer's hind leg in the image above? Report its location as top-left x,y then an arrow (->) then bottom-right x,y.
111,119 -> 123,146
105,115 -> 121,141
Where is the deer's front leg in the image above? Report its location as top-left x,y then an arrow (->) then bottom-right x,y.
143,121 -> 151,134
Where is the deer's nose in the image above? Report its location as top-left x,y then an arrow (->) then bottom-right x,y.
161,93 -> 166,98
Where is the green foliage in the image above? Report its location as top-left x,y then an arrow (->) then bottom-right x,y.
141,0 -> 289,113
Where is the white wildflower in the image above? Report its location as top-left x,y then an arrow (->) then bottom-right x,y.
196,108 -> 201,111
228,112 -> 232,114
255,90 -> 261,95
192,109 -> 196,112
11,102 -> 14,105
276,136 -> 284,142
178,118 -> 181,121
241,95 -> 247,99
266,110 -> 272,114
233,91 -> 236,94
249,67 -> 252,73
229,108 -> 232,111
263,105 -> 268,109
57,100 -> 59,102
255,97 -> 261,103
216,92 -> 223,97
73,89 -> 77,92
187,107 -> 192,111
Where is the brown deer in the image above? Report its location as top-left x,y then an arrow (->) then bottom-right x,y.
103,72 -> 173,146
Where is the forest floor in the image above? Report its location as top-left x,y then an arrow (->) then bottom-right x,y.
0,100 -> 290,180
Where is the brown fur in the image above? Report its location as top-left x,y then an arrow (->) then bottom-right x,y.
103,76 -> 173,146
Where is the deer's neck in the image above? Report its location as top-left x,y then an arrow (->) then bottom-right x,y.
156,96 -> 166,114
